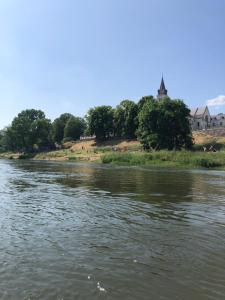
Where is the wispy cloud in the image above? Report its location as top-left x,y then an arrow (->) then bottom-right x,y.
207,95 -> 225,107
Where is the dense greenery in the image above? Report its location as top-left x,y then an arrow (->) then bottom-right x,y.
0,95 -> 193,153
64,116 -> 86,141
114,100 -> 138,138
101,151 -> 224,168
51,113 -> 73,143
0,110 -> 86,152
137,97 -> 193,150
0,109 -> 52,152
86,106 -> 114,140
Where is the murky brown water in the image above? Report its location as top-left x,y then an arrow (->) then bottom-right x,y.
0,160 -> 225,300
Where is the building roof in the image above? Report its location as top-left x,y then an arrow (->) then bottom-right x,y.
190,108 -> 198,116
160,77 -> 166,91
196,107 -> 207,116
157,76 -> 168,97
190,106 -> 208,117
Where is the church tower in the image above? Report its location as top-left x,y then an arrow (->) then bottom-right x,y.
157,76 -> 168,100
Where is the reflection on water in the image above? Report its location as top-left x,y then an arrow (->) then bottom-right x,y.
0,160 -> 225,300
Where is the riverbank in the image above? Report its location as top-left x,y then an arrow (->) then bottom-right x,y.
1,132 -> 225,169
101,151 -> 225,169
0,139 -> 141,162
1,149 -> 225,170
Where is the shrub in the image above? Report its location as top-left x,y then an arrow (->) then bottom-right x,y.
193,157 -> 222,168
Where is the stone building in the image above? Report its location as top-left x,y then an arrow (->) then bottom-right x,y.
210,113 -> 225,128
190,107 -> 225,130
190,106 -> 211,130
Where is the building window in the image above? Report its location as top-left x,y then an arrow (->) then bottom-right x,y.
197,122 -> 200,128
220,122 -> 223,126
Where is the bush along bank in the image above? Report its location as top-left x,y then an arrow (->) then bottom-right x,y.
101,151 -> 225,169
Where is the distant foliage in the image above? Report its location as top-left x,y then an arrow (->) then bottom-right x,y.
7,109 -> 53,152
137,97 -> 193,150
0,127 -> 16,152
0,95 -> 194,153
86,106 -> 114,140
51,113 -> 73,143
114,100 -> 138,138
64,116 -> 86,141
137,95 -> 154,111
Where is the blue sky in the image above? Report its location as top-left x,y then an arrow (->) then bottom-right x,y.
0,0 -> 225,127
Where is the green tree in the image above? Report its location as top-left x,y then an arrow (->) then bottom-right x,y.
64,116 -> 86,141
113,105 -> 125,137
33,118 -> 52,150
10,109 -> 52,152
51,113 -> 73,143
138,97 -> 193,150
114,100 -> 138,138
0,127 -> 16,152
137,95 -> 154,112
86,106 -> 114,140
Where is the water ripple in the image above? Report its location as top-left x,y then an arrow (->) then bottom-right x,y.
0,160 -> 225,299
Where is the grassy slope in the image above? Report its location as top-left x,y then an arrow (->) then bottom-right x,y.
34,139 -> 141,162
1,131 -> 225,169
193,130 -> 225,150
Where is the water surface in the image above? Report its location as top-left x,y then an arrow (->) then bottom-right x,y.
0,160 -> 225,300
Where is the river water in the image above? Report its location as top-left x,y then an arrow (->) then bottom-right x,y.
0,160 -> 225,300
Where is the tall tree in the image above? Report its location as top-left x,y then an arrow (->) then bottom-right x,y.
138,97 -> 193,150
51,113 -> 73,143
0,127 -> 16,152
137,95 -> 154,112
10,109 -> 52,152
64,116 -> 86,141
33,118 -> 52,150
114,100 -> 138,138
86,106 -> 114,140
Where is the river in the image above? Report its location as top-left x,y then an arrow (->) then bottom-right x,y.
0,160 -> 225,300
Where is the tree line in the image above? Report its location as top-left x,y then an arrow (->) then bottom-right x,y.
0,96 -> 193,153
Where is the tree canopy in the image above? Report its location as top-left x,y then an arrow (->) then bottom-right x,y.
86,106 -> 114,140
64,116 -> 86,141
114,100 -> 138,138
9,109 -> 52,152
0,96 -> 194,153
51,113 -> 73,143
138,97 -> 193,150
137,95 -> 154,111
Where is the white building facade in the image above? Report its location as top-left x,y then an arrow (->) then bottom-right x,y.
190,106 -> 225,130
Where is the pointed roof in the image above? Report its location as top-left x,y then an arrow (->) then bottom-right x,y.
160,76 -> 166,91
190,106 -> 210,117
157,76 -> 168,98
190,108 -> 198,116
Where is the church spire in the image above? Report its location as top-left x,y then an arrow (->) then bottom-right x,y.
157,76 -> 168,99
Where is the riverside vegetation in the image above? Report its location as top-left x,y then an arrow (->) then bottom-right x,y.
1,136 -> 225,169
1,96 -> 225,169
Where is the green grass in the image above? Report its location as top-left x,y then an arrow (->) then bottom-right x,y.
101,151 -> 225,169
2,146 -> 225,170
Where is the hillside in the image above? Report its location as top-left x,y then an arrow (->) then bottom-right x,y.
193,130 -> 225,148
33,139 -> 142,162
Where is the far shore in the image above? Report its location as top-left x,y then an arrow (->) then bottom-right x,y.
1,134 -> 225,170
